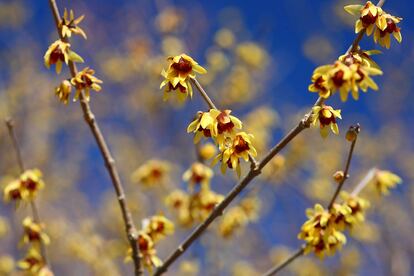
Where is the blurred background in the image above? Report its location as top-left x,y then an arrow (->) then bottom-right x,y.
0,0 -> 413,275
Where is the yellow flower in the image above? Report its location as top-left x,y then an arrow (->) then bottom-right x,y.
311,105 -> 342,138
142,215 -> 175,243
239,197 -> 261,221
17,247 -> 45,274
19,169 -> 45,200
298,204 -> 346,258
372,170 -> 402,195
131,160 -> 171,188
59,8 -> 87,39
182,162 -> 213,191
190,189 -> 224,221
218,207 -> 248,238
55,79 -> 72,104
187,109 -> 242,145
70,67 -> 103,101
333,192 -> 370,230
160,54 -> 207,102
0,255 -> 15,275
374,13 -> 402,48
198,143 -> 217,161
165,190 -> 192,227
44,40 -> 84,74
345,1 -> 383,35
213,132 -> 257,177
3,179 -> 26,203
21,217 -> 50,246
126,232 -> 162,272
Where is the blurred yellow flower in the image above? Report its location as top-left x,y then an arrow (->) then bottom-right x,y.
17,247 -> 46,274
165,190 -> 193,227
59,8 -> 87,39
182,162 -> 214,190
55,79 -> 72,104
372,170 -> 402,195
190,189 -> 224,221
3,179 -> 26,203
0,255 -> 14,275
219,207 -> 248,238
160,54 -> 207,103
131,160 -> 171,188
333,192 -> 370,230
20,169 -> 45,200
311,105 -> 342,138
0,216 -> 9,239
142,215 -> 175,243
71,67 -> 103,101
215,28 -> 235,49
198,143 -> 217,161
44,40 -> 84,74
126,231 -> 162,272
21,217 -> 50,246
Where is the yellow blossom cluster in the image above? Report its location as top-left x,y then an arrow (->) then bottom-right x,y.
44,8 -> 103,104
345,1 -> 402,48
298,191 -> 370,258
131,159 -> 171,188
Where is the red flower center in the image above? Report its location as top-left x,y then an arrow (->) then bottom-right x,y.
172,57 -> 193,74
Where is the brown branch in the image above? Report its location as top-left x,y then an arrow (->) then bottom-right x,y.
191,78 -> 217,110
5,118 -> 50,267
262,248 -> 305,276
327,124 -> 360,209
47,1 -> 142,275
155,0 -> 388,272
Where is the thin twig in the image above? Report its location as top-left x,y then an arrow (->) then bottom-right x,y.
47,1 -> 142,275
191,78 -> 217,110
327,124 -> 360,209
262,248 -> 305,276
5,118 -> 50,267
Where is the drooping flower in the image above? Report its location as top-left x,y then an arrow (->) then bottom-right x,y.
131,160 -> 171,188
374,13 -> 402,48
164,190 -> 192,227
20,217 -> 50,246
298,204 -> 346,258
44,40 -> 84,74
187,109 -> 242,145
19,169 -> 45,200
182,162 -> 213,190
311,105 -> 342,138
126,232 -> 162,272
55,79 -> 72,104
160,54 -> 207,103
372,170 -> 402,195
142,215 -> 175,243
59,8 -> 87,39
333,192 -> 370,230
213,132 -> 257,177
70,67 -> 103,101
3,180 -> 26,204
17,247 -> 46,274
190,189 -> 224,221
345,1 -> 383,35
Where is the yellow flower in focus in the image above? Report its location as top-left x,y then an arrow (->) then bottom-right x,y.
131,160 -> 171,188
21,217 -> 50,246
182,162 -> 213,191
187,109 -> 243,145
17,247 -> 45,274
59,8 -> 87,39
311,105 -> 342,138
70,67 -> 103,101
298,204 -> 346,258
142,215 -> 174,243
345,1 -> 383,35
213,132 -> 257,177
374,13 -> 402,48
44,40 -> 84,74
372,170 -> 402,195
55,79 -> 72,104
198,143 -> 217,161
160,54 -> 207,103
20,169 -> 45,200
